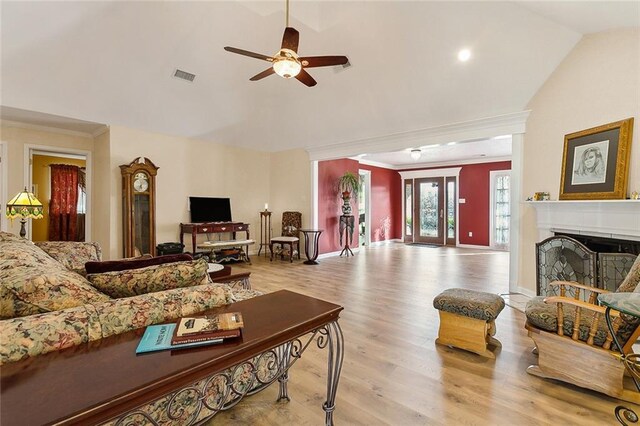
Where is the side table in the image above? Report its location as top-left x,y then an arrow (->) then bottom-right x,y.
300,229 -> 323,265
599,292 -> 640,425
339,215 -> 354,257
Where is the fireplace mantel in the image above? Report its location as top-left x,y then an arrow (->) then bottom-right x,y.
528,200 -> 640,242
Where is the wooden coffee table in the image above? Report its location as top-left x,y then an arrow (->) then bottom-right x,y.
1,290 -> 344,426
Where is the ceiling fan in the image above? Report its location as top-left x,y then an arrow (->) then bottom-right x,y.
224,0 -> 349,87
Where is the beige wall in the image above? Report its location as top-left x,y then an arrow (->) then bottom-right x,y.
92,128 -> 112,255
1,125 -> 94,237
519,28 -> 640,293
269,149 -> 312,237
107,125 -> 272,259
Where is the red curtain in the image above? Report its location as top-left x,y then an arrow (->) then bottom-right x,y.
49,164 -> 79,241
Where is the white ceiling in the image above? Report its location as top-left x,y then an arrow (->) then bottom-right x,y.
1,1 -> 638,165
359,136 -> 512,168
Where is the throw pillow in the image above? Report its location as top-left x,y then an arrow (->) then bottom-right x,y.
85,253 -> 193,275
0,239 -> 111,319
87,258 -> 210,298
34,241 -> 102,276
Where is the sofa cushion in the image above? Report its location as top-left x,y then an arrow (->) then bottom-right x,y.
87,258 -> 210,298
0,231 -> 24,242
85,253 -> 192,274
0,283 -> 234,364
0,239 -> 111,319
35,241 -> 102,276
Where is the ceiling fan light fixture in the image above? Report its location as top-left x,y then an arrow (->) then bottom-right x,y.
273,58 -> 301,78
410,149 -> 422,160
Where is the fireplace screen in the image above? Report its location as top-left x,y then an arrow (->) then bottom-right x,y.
598,253 -> 638,292
536,236 -> 596,297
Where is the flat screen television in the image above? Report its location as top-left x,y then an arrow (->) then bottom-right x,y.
189,197 -> 232,223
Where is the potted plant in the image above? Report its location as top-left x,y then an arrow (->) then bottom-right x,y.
338,171 -> 361,199
337,171 -> 361,215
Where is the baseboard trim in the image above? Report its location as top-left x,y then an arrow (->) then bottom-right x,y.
457,244 -> 495,250
368,239 -> 402,247
515,286 -> 536,298
318,247 -> 361,259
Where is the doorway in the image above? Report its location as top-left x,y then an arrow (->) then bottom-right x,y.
26,146 -> 91,242
414,177 -> 444,245
358,170 -> 371,246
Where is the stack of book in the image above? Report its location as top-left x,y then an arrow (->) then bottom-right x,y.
136,312 -> 244,354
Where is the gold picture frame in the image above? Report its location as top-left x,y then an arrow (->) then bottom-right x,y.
559,118 -> 634,200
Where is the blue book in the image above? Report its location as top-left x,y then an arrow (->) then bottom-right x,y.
136,323 -> 223,354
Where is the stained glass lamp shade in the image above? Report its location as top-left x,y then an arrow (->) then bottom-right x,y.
6,187 -> 44,238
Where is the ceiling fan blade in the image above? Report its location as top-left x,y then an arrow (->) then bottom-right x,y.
299,56 -> 349,68
295,69 -> 317,87
224,46 -> 273,62
281,27 -> 300,53
250,67 -> 275,81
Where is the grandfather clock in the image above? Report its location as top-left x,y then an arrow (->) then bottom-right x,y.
120,157 -> 159,257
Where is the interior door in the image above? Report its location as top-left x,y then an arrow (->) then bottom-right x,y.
414,177 -> 444,245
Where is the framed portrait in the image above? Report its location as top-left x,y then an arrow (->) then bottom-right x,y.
559,118 -> 634,200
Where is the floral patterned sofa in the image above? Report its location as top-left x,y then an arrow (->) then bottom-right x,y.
0,231 -> 279,424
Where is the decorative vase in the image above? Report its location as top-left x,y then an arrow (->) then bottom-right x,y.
341,192 -> 352,215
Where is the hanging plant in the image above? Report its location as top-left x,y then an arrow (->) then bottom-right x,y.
337,171 -> 361,199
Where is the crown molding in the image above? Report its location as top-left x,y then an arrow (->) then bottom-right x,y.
355,158 -> 395,169
306,110 -> 530,162
0,119 -> 107,139
396,155 -> 512,170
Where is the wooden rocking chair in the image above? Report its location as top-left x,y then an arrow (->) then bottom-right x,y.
525,255 -> 640,403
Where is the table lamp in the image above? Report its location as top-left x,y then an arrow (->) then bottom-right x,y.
5,187 -> 44,238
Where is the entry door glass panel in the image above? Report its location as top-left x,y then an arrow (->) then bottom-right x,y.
414,177 -> 444,244
404,181 -> 413,242
446,178 -> 456,245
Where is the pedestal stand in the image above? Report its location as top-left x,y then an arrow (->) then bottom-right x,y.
339,215 -> 354,257
258,210 -> 272,257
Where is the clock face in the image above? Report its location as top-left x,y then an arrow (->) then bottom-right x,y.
133,173 -> 149,192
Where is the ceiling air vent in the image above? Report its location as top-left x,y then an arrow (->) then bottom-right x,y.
173,69 -> 196,82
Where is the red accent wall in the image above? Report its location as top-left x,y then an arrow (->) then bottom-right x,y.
318,159 -> 360,254
400,161 -> 511,246
359,164 -> 402,243
317,159 -> 402,254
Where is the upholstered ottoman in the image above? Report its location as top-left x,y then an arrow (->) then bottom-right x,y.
433,288 -> 505,358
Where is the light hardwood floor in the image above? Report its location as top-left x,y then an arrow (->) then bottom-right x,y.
210,244 -> 627,425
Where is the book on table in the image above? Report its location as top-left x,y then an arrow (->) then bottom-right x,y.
171,312 -> 244,345
135,323 -> 223,354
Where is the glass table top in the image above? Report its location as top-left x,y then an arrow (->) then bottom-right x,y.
599,293 -> 640,318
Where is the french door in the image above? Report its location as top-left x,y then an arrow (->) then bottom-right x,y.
413,177 -> 444,245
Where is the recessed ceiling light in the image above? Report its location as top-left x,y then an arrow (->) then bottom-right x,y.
493,135 -> 511,140
458,49 -> 471,62
447,142 -> 457,146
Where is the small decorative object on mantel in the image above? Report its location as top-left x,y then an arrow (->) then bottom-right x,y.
337,171 -> 361,215
631,191 -> 639,200
533,192 -> 550,201
559,117 -> 633,200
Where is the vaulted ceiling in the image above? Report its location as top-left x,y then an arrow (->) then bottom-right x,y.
2,1 -> 638,157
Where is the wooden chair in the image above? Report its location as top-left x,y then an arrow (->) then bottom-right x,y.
269,211 -> 301,262
525,254 -> 640,403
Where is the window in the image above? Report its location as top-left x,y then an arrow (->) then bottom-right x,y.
490,171 -> 511,250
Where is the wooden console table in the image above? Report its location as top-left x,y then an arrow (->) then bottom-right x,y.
179,222 -> 250,253
1,290 -> 345,426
